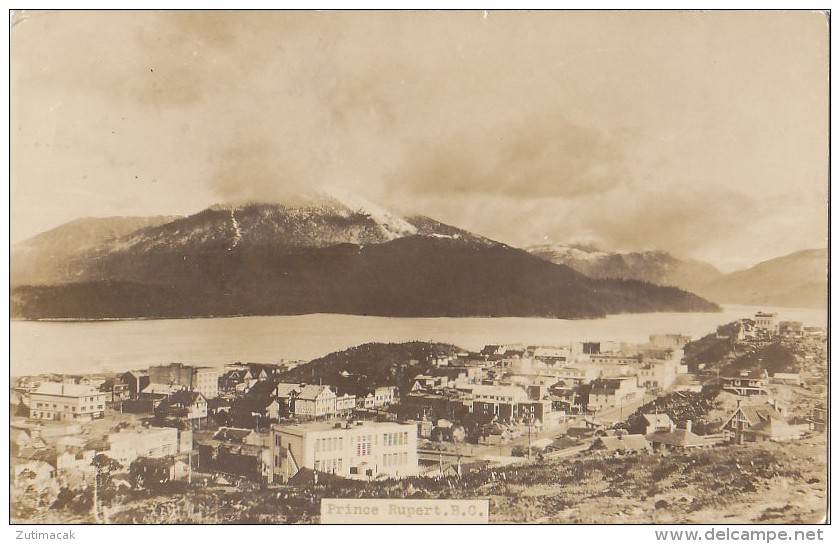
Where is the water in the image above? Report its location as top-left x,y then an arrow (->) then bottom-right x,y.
9,306 -> 827,376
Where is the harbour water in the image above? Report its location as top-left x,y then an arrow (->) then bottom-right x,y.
9,305 -> 827,376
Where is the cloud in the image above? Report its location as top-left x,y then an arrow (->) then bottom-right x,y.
386,114 -> 633,200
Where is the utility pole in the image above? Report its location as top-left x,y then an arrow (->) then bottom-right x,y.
92,470 -> 99,523
527,416 -> 532,462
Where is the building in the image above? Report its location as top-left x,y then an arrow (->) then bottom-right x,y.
589,353 -> 641,366
586,378 -> 643,412
591,434 -> 652,454
193,367 -> 221,400
778,321 -> 804,338
646,420 -> 716,451
722,370 -> 768,396
724,401 -> 806,444
641,413 -> 675,434
469,384 -> 529,405
29,383 -> 107,422
294,385 -> 337,419
120,371 -> 150,400
637,358 -> 679,391
155,390 -> 208,422
335,393 -> 357,416
148,363 -> 195,389
532,347 -> 571,365
770,372 -> 803,386
106,427 -> 181,467
649,334 -> 692,350
139,383 -> 186,408
372,386 -> 397,407
754,312 -> 778,334
270,420 -> 419,483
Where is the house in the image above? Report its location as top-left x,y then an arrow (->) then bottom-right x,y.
770,372 -> 803,386
532,347 -> 571,365
100,378 -> 130,404
270,420 -> 419,483
589,353 -> 642,366
29,383 -> 107,422
810,404 -> 827,432
12,460 -> 58,492
148,363 -> 196,389
646,420 -> 712,450
193,367 -> 221,400
214,427 -> 264,446
754,312 -> 778,334
139,383 -> 186,408
722,370 -> 768,396
649,334 -> 692,350
586,378 -> 643,412
641,413 -> 675,434
637,358 -> 679,391
591,434 -> 652,454
724,402 -> 807,443
219,368 -> 253,394
155,390 -> 208,422
335,393 -> 357,416
778,321 -> 803,338
105,427 -> 181,467
294,385 -> 337,419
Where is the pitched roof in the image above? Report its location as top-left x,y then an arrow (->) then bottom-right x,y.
735,402 -> 785,426
141,383 -> 184,396
214,427 -> 258,443
274,383 -> 302,398
646,428 -> 708,448
643,413 -> 674,429
297,385 -> 334,400
159,389 -> 205,408
745,417 -> 803,438
593,435 -> 651,452
245,378 -> 280,399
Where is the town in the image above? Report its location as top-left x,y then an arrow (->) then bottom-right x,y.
10,311 -> 827,524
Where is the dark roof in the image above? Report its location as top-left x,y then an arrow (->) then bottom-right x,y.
213,427 -> 257,443
244,378 -> 280,399
734,403 -> 785,426
287,467 -> 345,486
158,389 -> 204,409
592,435 -> 651,452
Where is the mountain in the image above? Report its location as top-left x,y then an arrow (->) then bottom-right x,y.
528,243 -> 723,293
10,215 -> 179,286
10,194 -> 720,320
696,249 -> 827,308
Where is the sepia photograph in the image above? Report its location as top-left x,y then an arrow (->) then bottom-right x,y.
7,8 -> 829,528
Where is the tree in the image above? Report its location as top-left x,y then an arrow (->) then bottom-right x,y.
91,454 -> 123,506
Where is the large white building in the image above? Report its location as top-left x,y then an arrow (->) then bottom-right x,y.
29,383 -> 107,422
270,420 -> 418,483
105,427 -> 182,466
193,367 -> 221,400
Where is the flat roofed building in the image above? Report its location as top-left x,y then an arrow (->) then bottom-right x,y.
194,366 -> 221,399
29,383 -> 107,422
270,420 -> 418,483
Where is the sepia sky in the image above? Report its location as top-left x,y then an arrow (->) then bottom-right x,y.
10,10 -> 828,272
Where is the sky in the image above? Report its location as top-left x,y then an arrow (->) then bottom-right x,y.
10,10 -> 829,272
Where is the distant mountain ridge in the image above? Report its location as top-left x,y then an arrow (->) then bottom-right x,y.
10,193 -> 720,320
528,243 -> 723,293
11,215 -> 179,286
696,248 -> 827,309
528,243 -> 827,310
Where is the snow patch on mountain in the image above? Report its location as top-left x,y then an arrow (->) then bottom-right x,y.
317,186 -> 418,240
